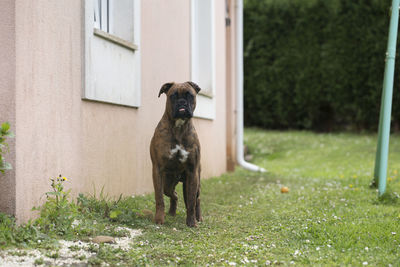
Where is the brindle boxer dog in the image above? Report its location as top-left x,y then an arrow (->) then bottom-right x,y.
150,81 -> 202,227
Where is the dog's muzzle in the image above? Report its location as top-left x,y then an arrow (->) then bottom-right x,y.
174,100 -> 193,119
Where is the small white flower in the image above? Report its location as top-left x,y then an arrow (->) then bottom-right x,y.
316,247 -> 320,251
265,260 -> 271,265
290,261 -> 295,264
305,239 -> 310,243
228,262 -> 236,266
363,262 -> 368,266
365,247 -> 369,251
392,232 -> 396,235
327,244 -> 331,248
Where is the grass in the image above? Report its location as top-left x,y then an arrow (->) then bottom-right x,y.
1,128 -> 400,265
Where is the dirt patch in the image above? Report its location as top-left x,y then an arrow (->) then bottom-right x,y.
0,227 -> 142,266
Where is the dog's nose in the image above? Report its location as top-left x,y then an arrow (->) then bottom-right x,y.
177,99 -> 187,106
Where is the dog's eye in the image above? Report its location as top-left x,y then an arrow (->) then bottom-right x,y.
186,92 -> 194,100
171,92 -> 178,99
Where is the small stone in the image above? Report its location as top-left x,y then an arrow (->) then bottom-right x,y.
92,236 -> 115,244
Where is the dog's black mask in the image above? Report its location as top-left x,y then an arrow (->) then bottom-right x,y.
170,91 -> 194,119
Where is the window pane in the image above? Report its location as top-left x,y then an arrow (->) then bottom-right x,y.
110,0 -> 134,43
100,0 -> 109,32
192,0 -> 213,94
94,0 -> 101,29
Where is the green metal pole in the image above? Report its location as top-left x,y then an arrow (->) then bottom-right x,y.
373,0 -> 399,196
373,78 -> 386,185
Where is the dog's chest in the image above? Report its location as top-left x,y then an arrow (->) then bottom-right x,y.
168,144 -> 190,163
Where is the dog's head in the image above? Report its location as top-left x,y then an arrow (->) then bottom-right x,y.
158,82 -> 201,120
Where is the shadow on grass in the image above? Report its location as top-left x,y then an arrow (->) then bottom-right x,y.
374,190 -> 400,206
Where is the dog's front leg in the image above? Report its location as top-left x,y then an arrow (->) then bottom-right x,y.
185,167 -> 199,227
152,165 -> 165,224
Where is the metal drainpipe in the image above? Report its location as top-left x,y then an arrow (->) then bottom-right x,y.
235,0 -> 266,173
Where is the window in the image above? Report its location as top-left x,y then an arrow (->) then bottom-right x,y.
191,0 -> 215,119
83,0 -> 141,107
94,0 -> 135,44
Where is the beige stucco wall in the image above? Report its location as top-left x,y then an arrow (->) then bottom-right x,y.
7,0 -> 230,222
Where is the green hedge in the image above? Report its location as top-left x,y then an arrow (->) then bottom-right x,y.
244,0 -> 400,131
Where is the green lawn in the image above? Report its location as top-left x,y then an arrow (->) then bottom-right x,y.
114,129 -> 399,266
1,129 -> 400,266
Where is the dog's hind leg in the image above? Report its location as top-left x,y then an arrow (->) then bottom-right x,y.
182,182 -> 188,210
196,189 -> 202,222
164,179 -> 179,216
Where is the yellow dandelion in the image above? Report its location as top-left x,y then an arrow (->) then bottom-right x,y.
62,177 -> 68,181
394,170 -> 398,175
349,184 -> 353,188
352,175 -> 357,179
388,177 -> 393,182
339,175 -> 344,179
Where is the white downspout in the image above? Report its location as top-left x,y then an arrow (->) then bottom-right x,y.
235,0 -> 266,172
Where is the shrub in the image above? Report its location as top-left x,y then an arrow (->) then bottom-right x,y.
244,0 -> 397,131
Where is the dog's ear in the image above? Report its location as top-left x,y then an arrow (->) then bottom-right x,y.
158,82 -> 174,98
186,81 -> 201,94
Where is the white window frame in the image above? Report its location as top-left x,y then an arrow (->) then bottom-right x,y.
191,0 -> 216,120
83,0 -> 141,107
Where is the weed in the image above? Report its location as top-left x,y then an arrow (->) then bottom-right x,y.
87,243 -> 99,253
68,245 -> 80,251
8,250 -> 28,257
76,254 -> 86,260
46,251 -> 59,259
34,257 -> 44,265
0,122 -> 14,173
0,212 -> 39,248
33,175 -> 77,237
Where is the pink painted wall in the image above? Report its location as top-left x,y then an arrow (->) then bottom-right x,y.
1,0 -> 231,222
0,0 -> 16,216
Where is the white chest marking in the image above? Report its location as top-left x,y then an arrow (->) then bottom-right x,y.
169,144 -> 190,163
175,119 -> 185,127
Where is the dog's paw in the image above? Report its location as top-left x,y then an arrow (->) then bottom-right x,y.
154,212 -> 165,225
186,217 -> 198,227
168,209 -> 176,216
